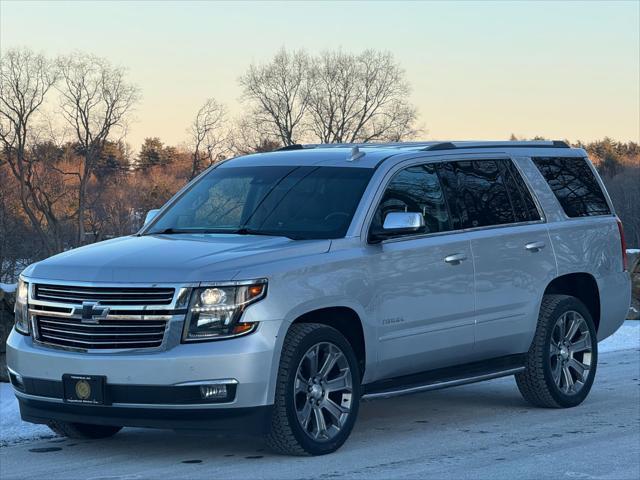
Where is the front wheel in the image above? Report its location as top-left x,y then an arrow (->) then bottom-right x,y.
266,323 -> 361,455
516,294 -> 598,408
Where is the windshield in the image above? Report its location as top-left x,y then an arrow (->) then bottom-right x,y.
145,165 -> 373,240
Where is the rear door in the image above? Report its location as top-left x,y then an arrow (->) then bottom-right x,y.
436,157 -> 557,357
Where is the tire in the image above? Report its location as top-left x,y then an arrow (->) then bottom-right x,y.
266,323 -> 361,456
47,421 -> 122,439
516,294 -> 598,408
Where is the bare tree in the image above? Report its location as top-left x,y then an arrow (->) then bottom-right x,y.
57,53 -> 139,245
238,48 -> 418,146
229,116 -> 281,155
0,48 -> 62,254
188,98 -> 228,179
239,48 -> 311,146
306,50 -> 417,143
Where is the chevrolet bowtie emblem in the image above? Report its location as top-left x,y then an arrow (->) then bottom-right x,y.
76,301 -> 110,324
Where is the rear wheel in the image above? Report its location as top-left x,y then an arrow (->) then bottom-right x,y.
47,421 -> 122,439
516,294 -> 598,408
266,323 -> 361,455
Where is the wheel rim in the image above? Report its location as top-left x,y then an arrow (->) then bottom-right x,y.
549,310 -> 593,395
294,342 -> 353,442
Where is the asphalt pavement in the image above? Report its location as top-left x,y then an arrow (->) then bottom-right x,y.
1,347 -> 638,480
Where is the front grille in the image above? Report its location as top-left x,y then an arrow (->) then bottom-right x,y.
31,283 -> 179,350
36,315 -> 167,350
34,284 -> 175,306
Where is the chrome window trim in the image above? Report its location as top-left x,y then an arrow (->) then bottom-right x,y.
546,213 -> 618,226
378,219 -> 547,245
361,154 -> 548,246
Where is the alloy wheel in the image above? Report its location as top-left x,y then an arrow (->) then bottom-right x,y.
549,310 -> 593,395
294,342 -> 354,442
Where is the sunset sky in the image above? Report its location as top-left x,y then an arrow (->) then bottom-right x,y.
1,0 -> 639,151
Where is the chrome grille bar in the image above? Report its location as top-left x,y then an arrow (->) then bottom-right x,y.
40,327 -> 164,337
38,319 -> 166,329
35,315 -> 167,349
30,282 -> 186,351
34,284 -> 175,306
39,334 -> 163,347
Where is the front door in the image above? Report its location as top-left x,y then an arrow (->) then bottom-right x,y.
368,163 -> 476,379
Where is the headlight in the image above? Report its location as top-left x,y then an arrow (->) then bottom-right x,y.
182,280 -> 267,342
14,278 -> 30,335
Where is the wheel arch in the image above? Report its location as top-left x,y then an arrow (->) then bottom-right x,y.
543,272 -> 601,332
290,306 -> 367,378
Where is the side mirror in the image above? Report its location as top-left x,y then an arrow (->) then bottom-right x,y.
369,211 -> 425,243
382,212 -> 425,234
144,209 -> 160,226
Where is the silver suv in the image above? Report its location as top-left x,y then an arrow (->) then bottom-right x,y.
7,141 -> 631,455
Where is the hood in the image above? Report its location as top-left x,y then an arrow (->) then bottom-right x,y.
24,234 -> 331,283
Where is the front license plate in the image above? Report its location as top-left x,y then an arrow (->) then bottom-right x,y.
62,374 -> 106,405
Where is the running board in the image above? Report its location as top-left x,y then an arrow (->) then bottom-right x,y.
361,354 -> 526,401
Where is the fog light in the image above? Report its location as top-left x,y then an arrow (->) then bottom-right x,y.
200,384 -> 228,400
8,368 -> 24,391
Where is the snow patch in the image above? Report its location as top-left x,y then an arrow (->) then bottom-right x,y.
0,383 -> 54,447
599,320 -> 640,353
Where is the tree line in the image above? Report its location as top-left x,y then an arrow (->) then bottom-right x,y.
1,47 -> 638,282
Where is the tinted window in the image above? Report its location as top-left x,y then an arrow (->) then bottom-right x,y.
436,160 -> 516,229
148,166 -> 373,240
371,164 -> 451,237
533,157 -> 611,217
502,161 -> 541,222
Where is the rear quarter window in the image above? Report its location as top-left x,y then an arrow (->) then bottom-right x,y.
532,157 -> 611,217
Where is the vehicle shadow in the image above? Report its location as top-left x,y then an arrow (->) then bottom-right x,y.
35,377 -> 531,461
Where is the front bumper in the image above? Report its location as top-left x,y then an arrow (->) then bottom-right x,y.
17,396 -> 272,433
6,320 -> 281,412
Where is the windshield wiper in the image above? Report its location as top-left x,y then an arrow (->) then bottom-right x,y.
147,228 -> 192,235
147,227 -> 299,240
232,228 -> 300,240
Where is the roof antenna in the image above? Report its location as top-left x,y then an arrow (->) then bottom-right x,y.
348,146 -> 366,162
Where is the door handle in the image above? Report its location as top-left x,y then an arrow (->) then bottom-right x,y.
525,241 -> 546,252
444,253 -> 467,265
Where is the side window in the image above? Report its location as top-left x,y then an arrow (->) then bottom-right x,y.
501,160 -> 541,222
436,160 -> 516,229
371,164 -> 451,237
532,157 -> 611,217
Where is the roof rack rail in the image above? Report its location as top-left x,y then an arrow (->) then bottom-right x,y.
425,140 -> 570,151
277,144 -> 305,151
